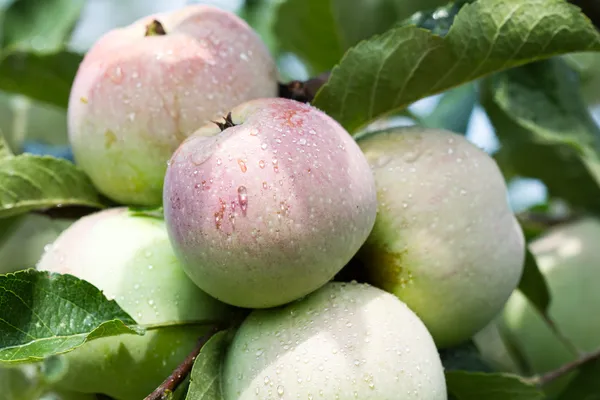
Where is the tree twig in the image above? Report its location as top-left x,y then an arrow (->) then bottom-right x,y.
144,325 -> 223,400
527,348 -> 600,386
516,211 -> 581,229
278,72 -> 331,103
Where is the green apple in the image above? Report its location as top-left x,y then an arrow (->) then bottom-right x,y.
0,214 -> 73,274
37,207 -> 240,400
221,281 -> 447,400
498,217 -> 600,395
0,364 -> 97,400
355,127 -> 525,348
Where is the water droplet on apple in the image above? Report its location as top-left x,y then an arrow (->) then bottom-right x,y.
238,159 -> 247,173
238,186 -> 248,212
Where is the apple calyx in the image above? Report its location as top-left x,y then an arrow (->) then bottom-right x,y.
212,112 -> 237,132
145,19 -> 167,36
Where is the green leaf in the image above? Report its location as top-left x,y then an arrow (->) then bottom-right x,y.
557,356 -> 600,400
564,51 -> 600,105
482,57 -> 600,214
398,1 -> 467,37
274,0 -> 451,74
517,249 -> 551,316
422,83 -> 477,134
0,50 -> 82,109
446,371 -> 545,400
440,340 -> 494,373
0,154 -> 103,218
313,0 -> 600,134
0,269 -> 144,363
2,0 -> 85,53
127,206 -> 164,220
185,330 -> 231,400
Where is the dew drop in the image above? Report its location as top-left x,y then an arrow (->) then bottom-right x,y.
238,159 -> 247,173
277,385 -> 284,396
259,160 -> 265,168
238,186 -> 248,212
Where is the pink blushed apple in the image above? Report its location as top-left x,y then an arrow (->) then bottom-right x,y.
163,98 -> 378,308
68,4 -> 279,206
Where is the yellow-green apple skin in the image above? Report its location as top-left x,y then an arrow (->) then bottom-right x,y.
356,127 -> 525,348
68,4 -> 279,206
499,217 -> 600,395
163,98 -> 378,309
221,281 -> 447,400
36,207 -> 239,400
0,214 -> 73,274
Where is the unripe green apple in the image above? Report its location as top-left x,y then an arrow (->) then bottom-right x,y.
498,218 -> 600,393
355,127 -> 525,348
0,364 -> 97,400
37,207 -> 239,400
0,214 -> 73,274
68,4 -> 279,206
221,281 -> 447,400
163,98 -> 378,308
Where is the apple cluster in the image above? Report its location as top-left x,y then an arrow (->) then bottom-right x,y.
33,4 -> 527,400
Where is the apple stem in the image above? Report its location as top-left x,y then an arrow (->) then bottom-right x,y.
212,112 -> 236,131
143,324 -> 224,400
145,20 -> 167,36
527,347 -> 600,387
278,71 -> 331,103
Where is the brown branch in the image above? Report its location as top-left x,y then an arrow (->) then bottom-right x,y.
144,325 -> 223,400
516,211 -> 581,229
278,71 -> 331,103
527,348 -> 600,387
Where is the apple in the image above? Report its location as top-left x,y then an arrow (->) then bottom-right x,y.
68,4 -> 279,206
163,97 -> 378,309
0,364 -> 97,400
355,127 -> 525,348
222,281 -> 447,400
497,217 -> 600,395
0,214 -> 73,274
37,207 -> 240,400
